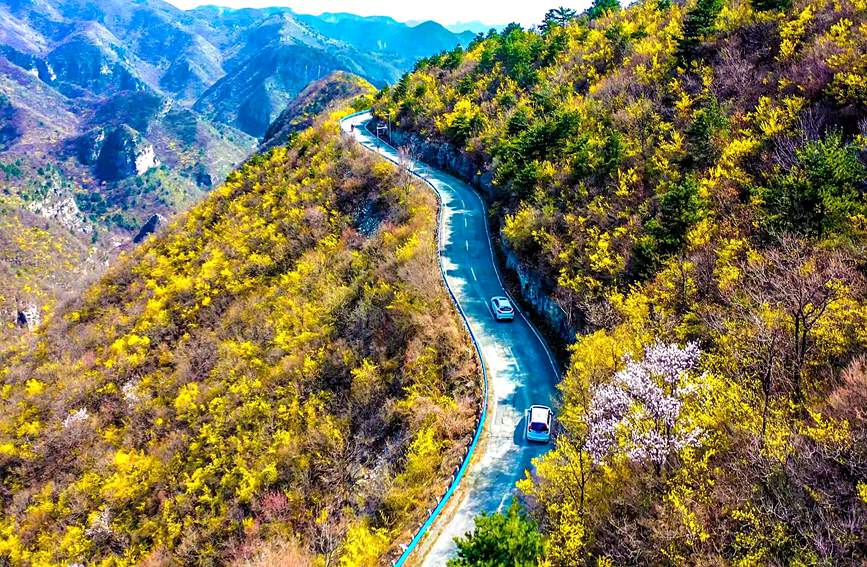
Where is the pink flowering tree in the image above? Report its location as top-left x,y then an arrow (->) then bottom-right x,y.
585,342 -> 705,470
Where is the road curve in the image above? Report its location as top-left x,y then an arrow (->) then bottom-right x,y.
340,112 -> 560,565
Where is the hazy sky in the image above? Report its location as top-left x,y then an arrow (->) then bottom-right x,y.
164,0 -> 593,27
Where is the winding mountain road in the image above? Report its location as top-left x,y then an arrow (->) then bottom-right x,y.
340,112 -> 560,565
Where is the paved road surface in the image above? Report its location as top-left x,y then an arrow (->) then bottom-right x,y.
340,112 -> 560,565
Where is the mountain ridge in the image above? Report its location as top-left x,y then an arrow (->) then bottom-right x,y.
0,105 -> 480,567
0,0 -> 472,331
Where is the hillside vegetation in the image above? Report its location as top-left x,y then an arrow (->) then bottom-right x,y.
262,72 -> 376,150
0,0 -> 473,330
0,112 -> 479,566
375,0 -> 867,563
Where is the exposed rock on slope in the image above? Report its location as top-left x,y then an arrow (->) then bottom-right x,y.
132,212 -> 164,243
94,125 -> 159,180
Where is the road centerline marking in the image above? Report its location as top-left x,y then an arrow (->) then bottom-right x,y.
508,346 -> 521,372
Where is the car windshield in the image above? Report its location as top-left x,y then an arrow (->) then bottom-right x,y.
529,421 -> 549,432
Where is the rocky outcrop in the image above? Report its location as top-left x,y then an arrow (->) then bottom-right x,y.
0,46 -> 57,85
75,128 -> 105,165
28,194 -> 90,234
134,144 -> 158,176
25,168 -> 92,234
94,125 -> 159,180
16,304 -> 39,331
192,165 -> 212,188
80,124 -> 160,180
378,120 -> 579,344
500,241 -> 578,342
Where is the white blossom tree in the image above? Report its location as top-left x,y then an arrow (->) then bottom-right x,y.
585,342 -> 704,469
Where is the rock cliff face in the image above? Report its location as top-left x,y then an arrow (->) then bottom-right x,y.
23,167 -> 91,234
386,125 -> 495,197
27,193 -> 90,234
75,128 -> 104,165
382,122 -> 578,343
500,241 -> 580,342
94,125 -> 159,180
16,303 -> 40,331
74,123 -> 162,181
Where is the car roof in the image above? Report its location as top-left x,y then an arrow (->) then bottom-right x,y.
529,405 -> 551,423
492,296 -> 510,303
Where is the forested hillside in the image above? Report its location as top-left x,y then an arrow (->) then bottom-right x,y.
375,0 -> 867,563
0,0 -> 472,333
0,111 -> 479,566
262,72 -> 375,149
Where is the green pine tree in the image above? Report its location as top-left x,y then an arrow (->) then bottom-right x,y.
752,0 -> 792,12
448,501 -> 544,566
541,6 -> 579,32
588,0 -> 621,19
676,0 -> 724,62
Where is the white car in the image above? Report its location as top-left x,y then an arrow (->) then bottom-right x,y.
490,296 -> 515,321
525,405 -> 553,443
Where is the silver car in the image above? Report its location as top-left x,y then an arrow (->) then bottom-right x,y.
491,296 -> 515,321
525,405 -> 553,443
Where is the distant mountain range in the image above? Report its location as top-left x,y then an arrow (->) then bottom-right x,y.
0,0 -> 471,325
0,0 -> 473,136
434,20 -> 505,34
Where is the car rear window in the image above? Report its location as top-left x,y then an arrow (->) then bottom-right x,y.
529,421 -> 549,432
531,407 -> 549,421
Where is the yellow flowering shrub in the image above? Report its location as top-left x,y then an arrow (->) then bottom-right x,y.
375,2 -> 867,562
0,111 -> 478,565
